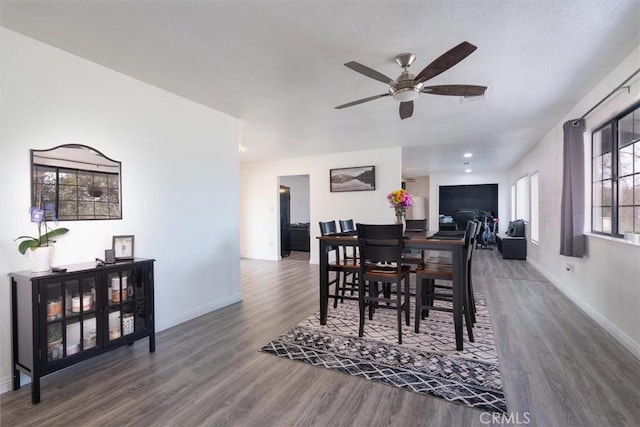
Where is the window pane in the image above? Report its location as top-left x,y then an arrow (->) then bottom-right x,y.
619,145 -> 634,177
602,152 -> 611,179
601,125 -> 613,153
636,174 -> 640,206
592,131 -> 602,157
592,207 -> 603,232
592,182 -> 602,207
592,156 -> 602,182
619,206 -> 634,234
618,109 -> 639,148
530,173 -> 539,242
619,176 -> 634,205
602,179 -> 612,206
516,176 -> 528,221
636,142 -> 640,174
602,207 -> 612,233
511,184 -> 516,221
636,207 -> 640,233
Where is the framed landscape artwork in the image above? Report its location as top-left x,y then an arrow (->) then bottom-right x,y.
330,166 -> 376,192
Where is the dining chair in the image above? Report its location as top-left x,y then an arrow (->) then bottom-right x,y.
454,210 -> 477,231
425,219 -> 481,324
319,221 -> 359,308
356,223 -> 411,344
414,220 -> 477,343
401,219 -> 428,268
339,219 -> 359,260
404,219 -> 427,232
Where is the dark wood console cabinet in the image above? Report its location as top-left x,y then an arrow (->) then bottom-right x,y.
9,258 -> 155,404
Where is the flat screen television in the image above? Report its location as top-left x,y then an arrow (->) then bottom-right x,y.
438,184 -> 498,219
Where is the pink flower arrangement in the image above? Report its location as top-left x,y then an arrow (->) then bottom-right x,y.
387,189 -> 413,223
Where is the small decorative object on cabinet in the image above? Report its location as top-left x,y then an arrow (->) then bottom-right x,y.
9,258 -> 155,404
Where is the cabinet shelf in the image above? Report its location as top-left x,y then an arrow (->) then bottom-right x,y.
9,258 -> 155,404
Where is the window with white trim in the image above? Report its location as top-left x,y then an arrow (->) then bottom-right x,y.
592,102 -> 640,236
515,175 -> 529,221
511,184 -> 516,221
530,172 -> 539,243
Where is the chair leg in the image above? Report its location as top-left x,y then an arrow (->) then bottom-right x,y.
404,277 -> 410,326
396,289 -> 403,345
464,289 -> 475,342
368,282 -> 376,320
468,273 -> 477,323
333,271 -> 342,309
415,276 -> 423,333
462,271 -> 474,342
358,278 -> 366,338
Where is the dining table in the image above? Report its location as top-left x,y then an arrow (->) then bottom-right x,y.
317,231 -> 468,351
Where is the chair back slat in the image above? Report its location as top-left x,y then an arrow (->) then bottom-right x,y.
319,221 -> 338,253
339,219 -> 355,233
356,223 -> 403,265
405,219 -> 427,231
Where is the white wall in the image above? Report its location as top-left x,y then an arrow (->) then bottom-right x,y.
240,148 -> 402,263
279,175 -> 310,224
510,46 -> 640,358
428,173 -> 509,233
0,29 -> 242,392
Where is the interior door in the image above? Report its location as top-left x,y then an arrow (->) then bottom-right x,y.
280,185 -> 291,257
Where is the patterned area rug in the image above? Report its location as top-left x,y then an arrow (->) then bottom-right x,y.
260,293 -> 507,413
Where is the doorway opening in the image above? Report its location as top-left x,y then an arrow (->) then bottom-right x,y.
278,175 -> 310,261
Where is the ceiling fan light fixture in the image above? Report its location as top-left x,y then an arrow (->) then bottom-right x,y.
392,87 -> 420,102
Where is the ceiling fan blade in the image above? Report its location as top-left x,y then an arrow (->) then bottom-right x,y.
415,41 -> 477,84
335,93 -> 390,109
421,84 -> 487,96
344,61 -> 397,85
399,101 -> 414,120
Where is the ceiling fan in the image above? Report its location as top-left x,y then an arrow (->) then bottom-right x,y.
335,41 -> 487,120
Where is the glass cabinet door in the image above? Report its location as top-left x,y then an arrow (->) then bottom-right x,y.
107,267 -> 147,344
43,275 -> 98,363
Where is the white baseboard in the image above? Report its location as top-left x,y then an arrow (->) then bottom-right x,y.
0,372 -> 31,396
154,293 -> 243,332
527,258 -> 640,360
0,378 -> 11,395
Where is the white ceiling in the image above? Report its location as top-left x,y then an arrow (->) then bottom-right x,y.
1,0 -> 638,178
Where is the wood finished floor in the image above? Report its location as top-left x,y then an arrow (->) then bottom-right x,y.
1,248 -> 639,426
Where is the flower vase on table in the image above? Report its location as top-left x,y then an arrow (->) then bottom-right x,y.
387,189 -> 413,230
394,207 -> 405,227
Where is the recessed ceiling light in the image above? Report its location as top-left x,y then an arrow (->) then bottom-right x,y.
239,145 -> 247,152
463,153 -> 472,158
465,169 -> 472,173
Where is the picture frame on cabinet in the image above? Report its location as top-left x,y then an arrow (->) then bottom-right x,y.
112,235 -> 134,260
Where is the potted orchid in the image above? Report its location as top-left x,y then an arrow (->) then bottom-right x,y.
15,204 -> 69,272
387,189 -> 413,224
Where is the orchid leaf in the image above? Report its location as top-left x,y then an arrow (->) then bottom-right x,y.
16,228 -> 69,255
